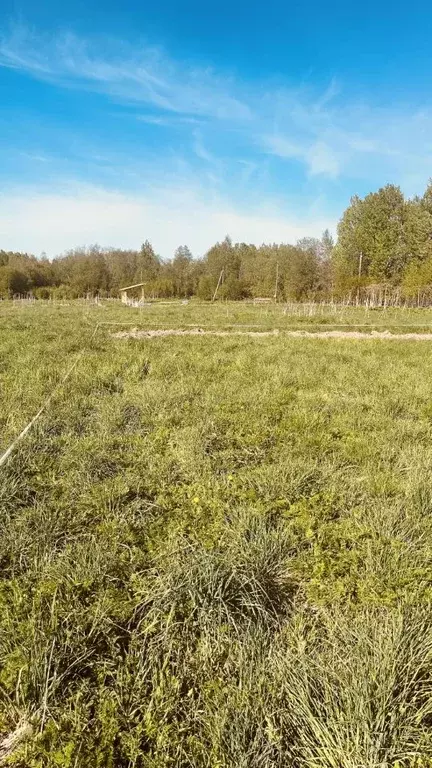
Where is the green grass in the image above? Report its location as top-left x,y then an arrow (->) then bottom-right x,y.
0,300 -> 432,766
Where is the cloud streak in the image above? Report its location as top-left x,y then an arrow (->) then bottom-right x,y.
2,22 -> 432,256
2,23 -> 432,186
0,25 -> 252,121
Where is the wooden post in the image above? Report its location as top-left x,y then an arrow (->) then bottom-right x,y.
274,262 -> 279,302
212,269 -> 224,302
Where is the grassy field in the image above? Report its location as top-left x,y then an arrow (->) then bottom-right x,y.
1,300 -> 432,766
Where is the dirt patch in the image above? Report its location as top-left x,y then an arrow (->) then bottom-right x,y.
286,330 -> 432,340
112,328 -> 432,341
113,328 -> 280,338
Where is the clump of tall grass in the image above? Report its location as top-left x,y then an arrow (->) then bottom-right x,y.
271,607 -> 432,767
136,510 -> 298,633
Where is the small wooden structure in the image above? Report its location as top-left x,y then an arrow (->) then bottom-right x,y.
119,282 -> 146,305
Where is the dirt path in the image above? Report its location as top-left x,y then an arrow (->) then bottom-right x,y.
113,328 -> 280,338
113,328 -> 432,340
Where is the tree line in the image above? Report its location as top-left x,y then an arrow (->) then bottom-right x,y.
3,180 -> 432,303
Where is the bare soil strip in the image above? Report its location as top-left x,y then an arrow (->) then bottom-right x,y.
113,328 -> 432,340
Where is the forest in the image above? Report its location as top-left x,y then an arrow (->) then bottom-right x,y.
3,180 -> 432,302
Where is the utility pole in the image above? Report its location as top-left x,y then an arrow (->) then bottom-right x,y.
274,262 -> 279,302
356,252 -> 363,306
212,269 -> 224,303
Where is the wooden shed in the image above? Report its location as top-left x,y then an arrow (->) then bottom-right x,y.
119,282 -> 146,305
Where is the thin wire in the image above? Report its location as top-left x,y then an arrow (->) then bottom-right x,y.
0,324 -> 100,469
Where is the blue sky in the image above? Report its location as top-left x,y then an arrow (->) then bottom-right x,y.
1,0 -> 432,257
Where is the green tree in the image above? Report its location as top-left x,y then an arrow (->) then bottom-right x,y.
136,240 -> 160,285
360,185 -> 405,279
319,229 -> 334,296
104,249 -> 138,293
333,186 -> 406,292
54,246 -> 110,296
205,236 -> 241,281
285,245 -> 320,300
332,195 -> 364,294
0,266 -> 30,297
197,274 -> 217,300
401,257 -> 432,302
171,245 -> 194,296
402,199 -> 432,262
219,275 -> 249,300
421,179 -> 432,215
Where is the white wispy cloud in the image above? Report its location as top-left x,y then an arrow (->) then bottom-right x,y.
137,114 -> 203,126
0,24 -> 252,121
306,141 -> 340,177
2,21 -> 432,259
261,135 -> 340,177
2,23 -> 432,187
19,151 -> 51,163
262,135 -> 302,160
0,182 -> 333,257
192,130 -> 221,166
